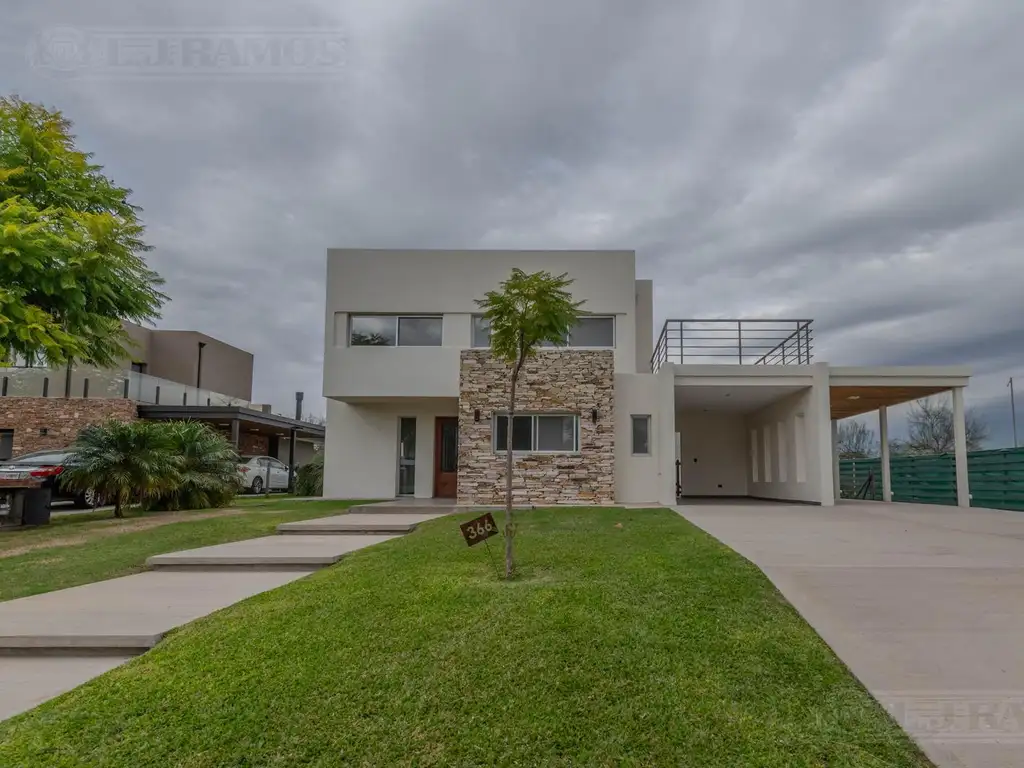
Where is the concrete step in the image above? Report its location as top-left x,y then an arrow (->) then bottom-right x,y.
146,534 -> 400,570
347,503 -> 458,516
0,656 -> 136,720
277,512 -> 448,535
0,570 -> 306,654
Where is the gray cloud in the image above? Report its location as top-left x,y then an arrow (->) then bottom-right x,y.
2,0 -> 1022,443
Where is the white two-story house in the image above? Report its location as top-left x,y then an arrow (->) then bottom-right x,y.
322,249 -> 974,508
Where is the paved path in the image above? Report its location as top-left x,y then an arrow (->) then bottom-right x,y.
0,504 -> 450,721
676,499 -> 1024,768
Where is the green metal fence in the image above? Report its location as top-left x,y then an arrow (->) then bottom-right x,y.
840,448 -> 1024,511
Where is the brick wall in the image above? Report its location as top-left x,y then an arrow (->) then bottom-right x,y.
0,398 -> 138,457
457,349 -> 615,505
236,432 -> 269,455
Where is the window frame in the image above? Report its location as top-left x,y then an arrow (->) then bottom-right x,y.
348,314 -> 443,347
492,412 -> 580,454
471,314 -> 615,349
630,414 -> 652,456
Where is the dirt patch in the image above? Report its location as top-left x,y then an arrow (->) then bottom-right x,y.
0,508 -> 249,559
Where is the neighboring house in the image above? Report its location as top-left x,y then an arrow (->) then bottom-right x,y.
0,323 -> 321,465
322,249 -> 973,507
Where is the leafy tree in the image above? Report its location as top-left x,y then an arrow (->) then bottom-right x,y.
476,269 -> 584,578
62,420 -> 179,518
905,396 -> 988,454
295,452 -> 324,497
145,421 -> 239,511
837,420 -> 878,458
0,95 -> 165,366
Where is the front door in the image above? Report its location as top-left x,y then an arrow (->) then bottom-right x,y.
434,417 -> 458,498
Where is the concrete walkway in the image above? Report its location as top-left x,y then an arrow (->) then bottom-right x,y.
676,499 -> 1024,768
0,503 -> 450,721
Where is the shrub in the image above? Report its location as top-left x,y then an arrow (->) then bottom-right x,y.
62,420 -> 180,518
145,421 -> 239,511
294,452 -> 324,497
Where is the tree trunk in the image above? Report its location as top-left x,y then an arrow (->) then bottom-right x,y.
113,493 -> 123,519
504,367 -> 517,579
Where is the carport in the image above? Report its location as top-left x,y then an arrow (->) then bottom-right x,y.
674,365 -> 826,504
137,405 -> 325,487
671,364 -> 973,507
829,367 -> 972,506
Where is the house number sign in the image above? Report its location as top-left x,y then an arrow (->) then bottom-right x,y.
460,513 -> 499,546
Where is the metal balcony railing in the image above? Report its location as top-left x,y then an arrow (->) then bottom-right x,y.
651,319 -> 814,372
0,365 -> 249,408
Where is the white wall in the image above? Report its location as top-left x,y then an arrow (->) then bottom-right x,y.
744,387 -> 824,503
676,410 -> 749,496
323,398 -> 458,498
634,280 -> 654,373
614,370 -> 676,504
323,250 -> 641,401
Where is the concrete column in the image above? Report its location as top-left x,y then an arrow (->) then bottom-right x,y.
656,365 -> 678,506
229,419 -> 240,449
812,363 -> 835,506
953,386 -> 970,507
831,419 -> 841,501
879,406 -> 892,502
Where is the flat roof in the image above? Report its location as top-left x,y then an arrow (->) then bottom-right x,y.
137,405 -> 325,439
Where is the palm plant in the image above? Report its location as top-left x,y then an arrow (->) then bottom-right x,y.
146,421 -> 239,511
62,420 -> 180,518
294,452 -> 324,497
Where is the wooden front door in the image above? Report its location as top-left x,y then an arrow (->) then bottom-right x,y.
434,417 -> 458,498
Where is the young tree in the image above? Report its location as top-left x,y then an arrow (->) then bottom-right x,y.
906,396 -> 989,454
836,420 -> 878,458
0,95 -> 165,366
62,420 -> 180,518
476,269 -> 584,579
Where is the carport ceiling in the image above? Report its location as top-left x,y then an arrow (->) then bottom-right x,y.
830,385 -> 950,419
675,385 -> 805,413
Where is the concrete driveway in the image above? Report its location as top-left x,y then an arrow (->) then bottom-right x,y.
676,499 -> 1024,768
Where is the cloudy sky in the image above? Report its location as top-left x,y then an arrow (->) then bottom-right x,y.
2,0 -> 1022,444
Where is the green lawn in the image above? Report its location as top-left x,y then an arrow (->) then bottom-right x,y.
0,499 -> 369,602
0,507 -> 929,767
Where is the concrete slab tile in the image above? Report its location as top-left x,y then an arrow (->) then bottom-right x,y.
277,512 -> 447,534
0,570 -> 307,651
146,534 -> 399,568
0,656 -> 133,721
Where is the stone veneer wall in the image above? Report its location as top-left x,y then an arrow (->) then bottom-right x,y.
0,397 -> 138,457
458,349 -> 614,505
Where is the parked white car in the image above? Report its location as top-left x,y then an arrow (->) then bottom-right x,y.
236,456 -> 291,494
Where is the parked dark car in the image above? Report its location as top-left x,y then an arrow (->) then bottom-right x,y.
0,450 -> 100,508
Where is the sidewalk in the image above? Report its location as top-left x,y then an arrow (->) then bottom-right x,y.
0,504 -> 450,721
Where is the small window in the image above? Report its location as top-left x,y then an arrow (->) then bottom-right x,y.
472,315 -> 491,348
350,315 -> 397,346
398,316 -> 442,346
493,413 -> 579,453
350,315 -> 442,347
570,316 -> 614,348
536,415 -> 577,452
631,415 -> 651,455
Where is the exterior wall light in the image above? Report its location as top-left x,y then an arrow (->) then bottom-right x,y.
474,409 -> 481,422
591,408 -> 599,424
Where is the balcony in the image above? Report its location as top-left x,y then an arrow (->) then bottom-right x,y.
0,365 -> 249,408
652,319 -> 814,373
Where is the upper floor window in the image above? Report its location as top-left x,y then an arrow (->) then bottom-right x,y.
471,315 -> 614,349
350,315 -> 442,347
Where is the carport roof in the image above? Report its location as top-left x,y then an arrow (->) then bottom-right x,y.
137,405 -> 325,440
828,366 -> 970,419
